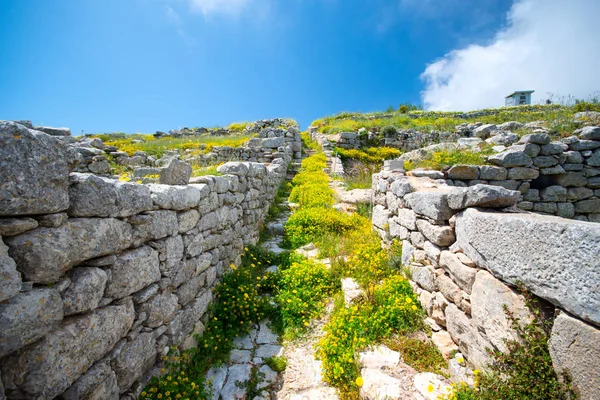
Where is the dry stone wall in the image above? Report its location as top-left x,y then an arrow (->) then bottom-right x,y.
438,128 -> 600,222
371,169 -> 600,399
0,120 -> 295,399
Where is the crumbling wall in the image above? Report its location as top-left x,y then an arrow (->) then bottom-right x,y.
372,170 -> 600,399
0,120 -> 293,399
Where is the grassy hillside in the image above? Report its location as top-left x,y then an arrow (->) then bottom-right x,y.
311,104 -> 599,137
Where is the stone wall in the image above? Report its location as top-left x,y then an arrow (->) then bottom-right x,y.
371,170 -> 600,399
69,121 -> 302,177
0,121 -> 293,399
435,129 -> 600,222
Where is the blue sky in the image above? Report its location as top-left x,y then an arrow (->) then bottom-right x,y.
1,0 -> 598,134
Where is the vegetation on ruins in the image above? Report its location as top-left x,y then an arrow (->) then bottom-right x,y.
311,104 -> 582,137
441,292 -> 576,400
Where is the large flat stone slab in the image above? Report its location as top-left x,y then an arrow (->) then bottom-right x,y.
6,218 -> 132,284
455,208 -> 600,326
68,173 -> 153,217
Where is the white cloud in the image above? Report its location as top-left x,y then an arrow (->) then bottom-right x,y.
420,0 -> 600,110
188,0 -> 252,16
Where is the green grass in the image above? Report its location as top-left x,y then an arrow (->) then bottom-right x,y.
404,148 -> 493,171
312,104 -> 581,138
92,133 -> 255,158
265,356 -> 288,372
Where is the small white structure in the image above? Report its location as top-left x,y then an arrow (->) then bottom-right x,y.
505,90 -> 534,106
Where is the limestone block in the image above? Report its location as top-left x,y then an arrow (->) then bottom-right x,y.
62,267 -> 108,315
416,219 -> 455,246
0,288 -> 63,357
0,121 -> 72,215
68,173 -> 153,217
104,246 -> 161,299
6,218 -> 132,284
549,311 -> 600,400
455,208 -> 600,325
1,299 -> 135,399
0,239 -> 21,302
471,270 -> 533,353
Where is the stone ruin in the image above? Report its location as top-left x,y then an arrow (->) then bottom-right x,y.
371,166 -> 600,399
0,120 -> 301,399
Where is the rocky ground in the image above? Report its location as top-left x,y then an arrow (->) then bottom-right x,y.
199,157 -> 461,399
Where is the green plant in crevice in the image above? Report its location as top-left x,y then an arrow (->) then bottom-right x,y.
440,291 -> 576,400
265,356 -> 288,372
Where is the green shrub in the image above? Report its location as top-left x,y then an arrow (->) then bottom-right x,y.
316,275 -> 424,396
382,125 -> 397,137
335,147 -> 401,164
289,183 -> 335,208
276,257 -> 337,337
142,245 -> 276,399
265,356 -> 288,372
573,101 -> 600,112
404,149 -> 492,171
283,207 -> 363,248
385,336 -> 446,375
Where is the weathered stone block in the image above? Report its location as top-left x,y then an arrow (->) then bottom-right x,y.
148,184 -> 208,210
1,299 -> 134,399
447,165 -> 479,180
575,197 -> 600,213
130,210 -> 178,247
488,149 -> 532,167
0,121 -> 72,215
412,265 -> 436,292
507,167 -> 539,180
0,217 -> 38,236
478,166 -> 507,181
471,270 -> 532,353
416,219 -> 455,246
540,185 -> 567,202
6,218 -> 132,284
0,239 -> 21,302
447,184 -> 520,210
141,292 -> 179,328
405,191 -> 454,220
390,177 -> 414,198
372,205 -> 390,230
177,209 -> 200,233
549,311 -> 600,400
439,251 -> 477,294
68,173 -> 153,217
0,288 -> 63,357
445,303 -> 493,369
111,332 -> 156,392
455,208 -> 600,325
104,246 -> 161,299
159,158 -> 192,185
62,267 -> 108,315
59,361 -> 120,400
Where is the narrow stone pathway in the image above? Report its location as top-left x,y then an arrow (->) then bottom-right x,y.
276,305 -> 338,400
203,152 -> 453,399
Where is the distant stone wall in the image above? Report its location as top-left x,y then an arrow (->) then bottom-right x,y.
437,129 -> 600,222
371,171 -> 600,399
71,126 -> 302,178
0,121 -> 292,399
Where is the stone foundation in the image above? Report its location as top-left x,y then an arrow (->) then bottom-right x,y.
0,120 -> 293,399
372,170 -> 600,399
